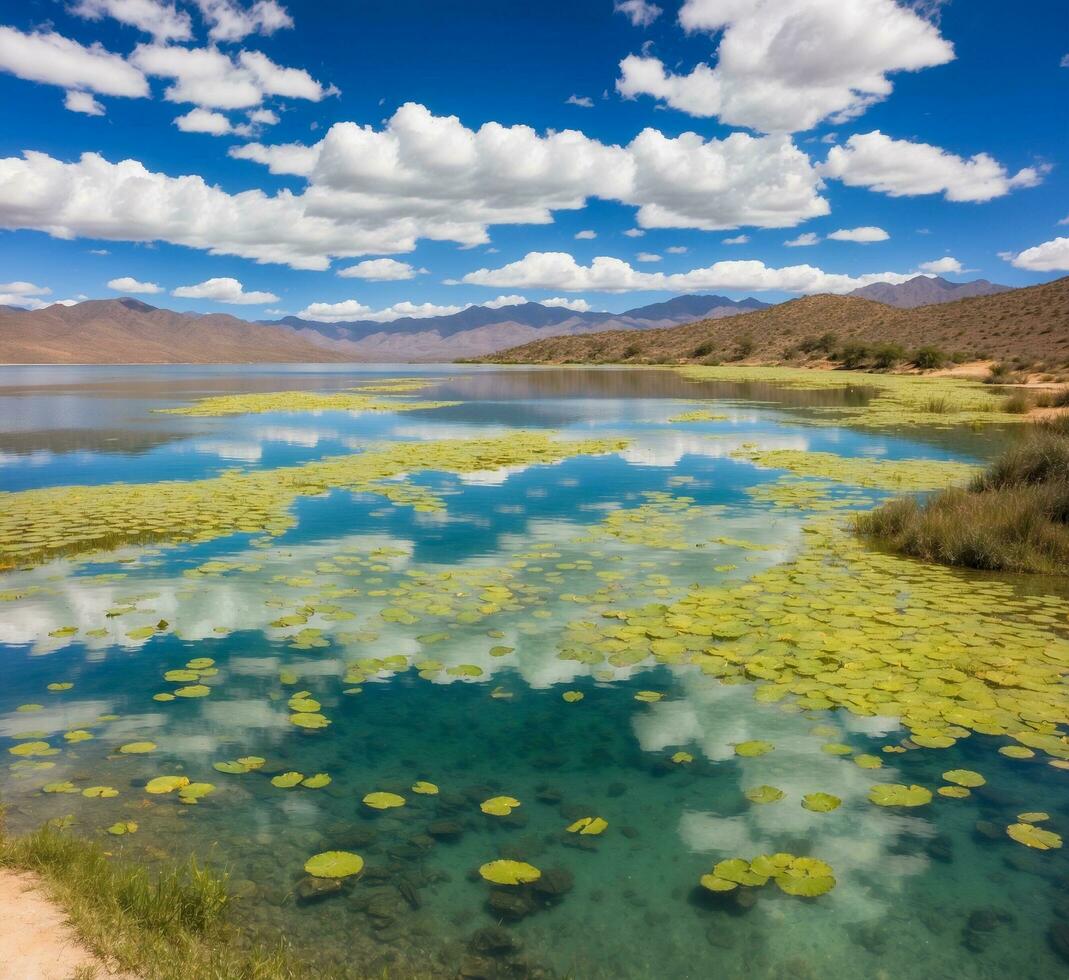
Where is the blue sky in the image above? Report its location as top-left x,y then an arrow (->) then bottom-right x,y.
0,0 -> 1066,321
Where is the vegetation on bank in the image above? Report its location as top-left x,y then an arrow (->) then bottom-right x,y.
0,817 -> 314,980
856,417 -> 1069,574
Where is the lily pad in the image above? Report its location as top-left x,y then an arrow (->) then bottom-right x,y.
566,816 -> 608,835
562,691 -> 584,703
178,782 -> 215,804
107,821 -> 138,836
868,784 -> 932,807
744,785 -> 784,804
119,742 -> 157,754
735,740 -> 774,758
302,773 -> 332,789
271,772 -> 304,789
942,769 -> 985,788
671,751 -> 694,764
304,851 -> 365,879
802,792 -> 841,813
146,775 -> 190,794
411,781 -> 439,795
1006,823 -> 1062,850
478,860 -> 541,885
363,791 -> 406,810
82,786 -> 119,799
480,795 -> 521,816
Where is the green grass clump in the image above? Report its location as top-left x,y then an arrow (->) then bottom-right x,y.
0,820 -> 313,980
856,418 -> 1069,573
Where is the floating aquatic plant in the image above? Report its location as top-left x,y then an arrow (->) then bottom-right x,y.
271,772 -> 303,789
700,854 -> 835,898
301,774 -> 331,789
868,784 -> 932,807
304,851 -> 365,879
107,821 -> 138,835
480,796 -> 520,816
82,786 -> 119,799
156,389 -> 458,417
411,781 -> 438,795
363,791 -> 405,810
146,776 -> 190,794
735,740 -> 774,758
942,769 -> 985,788
478,860 -> 541,885
119,742 -> 156,754
566,817 -> 608,835
1006,823 -> 1062,850
671,751 -> 694,764
801,792 -> 841,813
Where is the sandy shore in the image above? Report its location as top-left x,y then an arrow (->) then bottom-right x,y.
0,870 -> 126,980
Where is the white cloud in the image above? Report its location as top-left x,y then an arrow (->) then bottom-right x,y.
229,140 -> 318,175
337,258 -> 419,281
72,0 -> 193,41
1005,237 -> 1069,273
917,256 -> 963,275
636,252 -> 661,262
0,280 -> 52,310
617,0 -> 953,133
0,26 -> 148,99
297,299 -> 466,323
614,0 -> 662,27
89,248 -> 111,255
65,90 -> 106,116
0,104 -> 829,270
108,275 -> 162,293
248,107 -> 279,125
723,234 -> 749,245
827,226 -> 889,243
193,0 -> 294,42
785,232 -> 820,247
623,228 -> 646,238
481,295 -> 528,309
130,44 -> 335,110
566,95 -> 594,108
575,229 -> 597,239
542,296 -> 594,312
822,131 -> 1043,202
666,245 -> 688,254
172,277 -> 278,303
460,250 -> 917,294
174,108 -> 234,135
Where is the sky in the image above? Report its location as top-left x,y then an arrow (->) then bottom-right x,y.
0,0 -> 1066,322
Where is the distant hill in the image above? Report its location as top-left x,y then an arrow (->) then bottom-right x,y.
848,275 -> 1012,308
480,276 -> 1069,366
267,294 -> 769,361
0,298 -> 351,364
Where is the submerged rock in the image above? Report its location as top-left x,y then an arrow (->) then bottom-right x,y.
488,889 -> 535,921
532,867 -> 573,902
295,876 -> 343,904
470,926 -> 521,956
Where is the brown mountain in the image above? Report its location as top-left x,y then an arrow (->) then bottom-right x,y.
479,276 -> 1069,366
0,298 -> 351,364
848,275 -> 1012,308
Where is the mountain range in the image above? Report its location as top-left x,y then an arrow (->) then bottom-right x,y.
0,277 -> 1025,364
264,294 -> 769,361
481,276 -> 1069,366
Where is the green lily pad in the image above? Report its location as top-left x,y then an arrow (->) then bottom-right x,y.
735,740 -> 774,757
802,792 -> 841,813
305,851 -> 365,879
745,785 -> 784,804
868,784 -> 932,807
479,860 -> 541,885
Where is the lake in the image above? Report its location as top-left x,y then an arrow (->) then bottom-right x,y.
1,364 -> 1066,979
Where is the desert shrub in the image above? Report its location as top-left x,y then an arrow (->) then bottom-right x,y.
837,341 -> 871,369
872,343 -> 906,369
690,341 -> 716,358
912,346 -> 947,370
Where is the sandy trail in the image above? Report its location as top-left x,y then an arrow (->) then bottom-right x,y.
0,869 -> 126,980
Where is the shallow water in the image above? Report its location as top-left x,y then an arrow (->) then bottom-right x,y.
1,364 -> 1066,979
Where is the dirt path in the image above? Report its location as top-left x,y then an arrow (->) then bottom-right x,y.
0,869 -> 124,980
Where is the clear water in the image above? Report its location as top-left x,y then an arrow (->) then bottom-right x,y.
1,365 -> 1066,979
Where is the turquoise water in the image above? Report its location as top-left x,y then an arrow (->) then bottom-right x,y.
0,365 -> 1066,979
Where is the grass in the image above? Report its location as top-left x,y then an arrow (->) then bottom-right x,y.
0,816 -> 327,980
856,417 -> 1069,573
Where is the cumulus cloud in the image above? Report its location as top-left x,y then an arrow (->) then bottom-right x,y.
0,280 -> 52,309
72,0 -> 193,41
459,250 -> 917,294
623,228 -> 646,237
827,226 -> 889,243
481,295 -> 528,309
172,276 -> 278,303
636,252 -> 661,262
614,0 -> 662,27
65,90 -> 106,115
0,26 -> 149,98
575,229 -> 597,240
174,108 -> 234,134
917,256 -> 963,274
723,234 -> 749,245
822,131 -> 1043,202
130,44 -> 335,110
785,232 -> 820,247
336,258 -> 420,281
1005,237 -> 1069,272
194,0 -> 294,42
566,95 -> 594,107
542,296 -> 595,311
616,0 -> 953,133
108,275 -> 162,293
666,246 -> 688,254
0,104 -> 829,270
247,107 -> 278,125
297,299 -> 466,323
